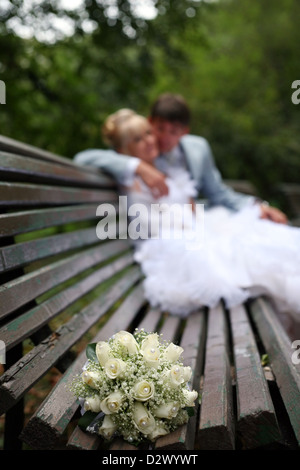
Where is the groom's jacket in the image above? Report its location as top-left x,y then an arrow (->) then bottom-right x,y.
74,134 -> 254,211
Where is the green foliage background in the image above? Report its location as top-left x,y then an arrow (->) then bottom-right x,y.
0,0 -> 299,201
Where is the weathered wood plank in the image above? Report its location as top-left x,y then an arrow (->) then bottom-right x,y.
0,182 -> 118,207
0,134 -> 76,167
197,303 -> 235,450
230,304 -> 281,448
0,280 -> 146,416
0,239 -> 130,320
0,204 -> 100,239
159,314 -> 181,342
66,426 -> 102,450
136,308 -> 161,334
278,183 -> 300,216
249,297 -> 300,446
154,425 -> 195,451
180,309 -> 206,389
0,151 -> 115,188
108,438 -> 140,451
0,254 -> 136,350
155,310 -> 206,451
0,227 -> 100,272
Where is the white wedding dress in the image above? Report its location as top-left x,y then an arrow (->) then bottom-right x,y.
126,170 -> 300,320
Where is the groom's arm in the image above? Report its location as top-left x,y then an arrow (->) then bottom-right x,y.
200,140 -> 255,211
200,140 -> 287,222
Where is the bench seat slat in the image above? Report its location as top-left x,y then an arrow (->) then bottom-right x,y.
0,253 -> 135,351
154,310 -> 206,451
230,304 -> 281,448
0,152 -> 115,188
180,309 -> 206,389
0,182 -> 118,207
0,277 -> 145,417
0,240 -> 130,320
137,308 -> 161,335
158,314 -> 181,343
197,303 -> 235,450
249,297 -> 300,446
0,204 -> 101,239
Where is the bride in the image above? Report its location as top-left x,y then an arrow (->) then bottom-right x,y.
102,109 -> 300,327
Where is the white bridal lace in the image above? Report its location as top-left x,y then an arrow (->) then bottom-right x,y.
127,170 -> 300,319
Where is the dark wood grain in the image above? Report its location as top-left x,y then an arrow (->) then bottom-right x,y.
249,297 -> 300,446
0,152 -> 115,188
0,254 -> 136,350
197,303 -> 235,450
0,239 -> 130,320
0,204 -> 100,238
0,181 -> 118,207
230,304 -> 281,448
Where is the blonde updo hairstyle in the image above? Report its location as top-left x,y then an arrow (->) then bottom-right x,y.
102,108 -> 149,154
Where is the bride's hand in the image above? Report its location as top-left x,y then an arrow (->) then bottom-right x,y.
259,203 -> 288,224
136,161 -> 169,198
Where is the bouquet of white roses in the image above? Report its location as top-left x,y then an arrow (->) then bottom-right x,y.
71,329 -> 198,445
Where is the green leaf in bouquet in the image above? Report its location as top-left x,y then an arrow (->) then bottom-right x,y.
78,411 -> 99,431
186,407 -> 195,417
261,354 -> 269,366
86,343 -> 98,362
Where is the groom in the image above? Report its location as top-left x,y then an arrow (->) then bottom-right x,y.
74,93 -> 286,223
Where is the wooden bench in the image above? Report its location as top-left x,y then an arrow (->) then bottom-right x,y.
278,183 -> 300,227
0,135 -> 300,451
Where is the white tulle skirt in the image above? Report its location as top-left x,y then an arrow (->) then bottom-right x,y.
134,204 -> 300,320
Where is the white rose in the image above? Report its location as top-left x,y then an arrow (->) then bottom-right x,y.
141,345 -> 160,368
133,402 -> 156,435
141,333 -> 159,350
153,402 -> 180,419
148,424 -> 168,441
113,331 -> 139,355
164,365 -> 185,387
98,415 -> 117,440
81,370 -> 101,389
183,366 -> 192,383
104,357 -> 127,379
100,391 -> 124,414
163,343 -> 183,363
84,395 -> 102,412
133,380 -> 155,402
183,389 -> 198,407
96,341 -> 111,367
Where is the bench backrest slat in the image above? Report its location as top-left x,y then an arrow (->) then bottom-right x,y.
0,182 -> 118,207
0,135 -> 89,168
0,240 -> 130,321
0,253 -> 135,351
0,226 -> 108,272
0,152 -> 115,188
0,204 -> 101,238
